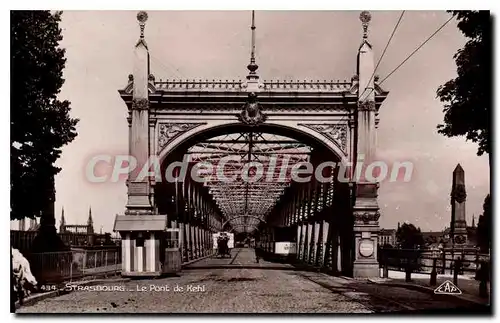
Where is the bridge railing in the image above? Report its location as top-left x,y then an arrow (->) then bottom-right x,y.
28,249 -> 121,284
11,230 -> 119,253
378,247 -> 490,276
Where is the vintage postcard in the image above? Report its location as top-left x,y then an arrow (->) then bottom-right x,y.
10,9 -> 491,314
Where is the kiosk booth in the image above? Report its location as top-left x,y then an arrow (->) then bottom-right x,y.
113,215 -> 181,277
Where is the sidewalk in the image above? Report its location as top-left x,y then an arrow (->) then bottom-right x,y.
373,270 -> 490,306
15,277 -> 130,311
296,271 -> 490,313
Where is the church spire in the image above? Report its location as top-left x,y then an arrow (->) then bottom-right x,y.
87,206 -> 94,234
61,207 -> 65,225
88,206 -> 93,225
246,10 -> 259,80
59,207 -> 66,233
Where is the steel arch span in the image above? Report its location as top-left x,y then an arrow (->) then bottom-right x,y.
114,10 -> 388,279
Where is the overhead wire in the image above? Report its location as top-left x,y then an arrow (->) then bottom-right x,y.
360,10 -> 405,99
369,14 -> 455,95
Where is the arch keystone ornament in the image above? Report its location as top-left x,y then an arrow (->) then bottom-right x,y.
237,92 -> 267,126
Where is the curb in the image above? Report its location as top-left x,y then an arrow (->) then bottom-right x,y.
181,252 -> 215,267
15,277 -> 130,310
367,279 -> 489,307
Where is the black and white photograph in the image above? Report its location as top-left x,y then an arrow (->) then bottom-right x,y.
9,7 -> 492,314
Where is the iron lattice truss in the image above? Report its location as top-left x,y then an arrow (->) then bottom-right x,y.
187,132 -> 312,233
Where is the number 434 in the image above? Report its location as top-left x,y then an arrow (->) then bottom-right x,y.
40,285 -> 57,291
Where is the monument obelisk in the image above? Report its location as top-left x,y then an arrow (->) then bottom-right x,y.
450,164 -> 467,245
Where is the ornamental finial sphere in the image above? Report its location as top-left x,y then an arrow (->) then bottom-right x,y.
359,11 -> 371,24
137,11 -> 148,23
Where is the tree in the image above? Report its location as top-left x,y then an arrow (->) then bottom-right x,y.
424,235 -> 438,247
396,222 -> 424,249
476,194 -> 491,253
436,11 -> 491,161
11,11 -> 78,221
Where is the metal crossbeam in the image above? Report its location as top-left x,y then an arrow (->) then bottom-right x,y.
185,131 -> 314,233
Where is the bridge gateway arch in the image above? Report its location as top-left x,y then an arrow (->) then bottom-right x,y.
113,10 -> 388,278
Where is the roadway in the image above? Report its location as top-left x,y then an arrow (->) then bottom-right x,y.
16,248 -> 489,313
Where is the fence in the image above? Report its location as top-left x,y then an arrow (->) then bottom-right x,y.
11,231 -> 38,254
11,230 -> 120,254
28,249 -> 122,284
379,247 -> 490,276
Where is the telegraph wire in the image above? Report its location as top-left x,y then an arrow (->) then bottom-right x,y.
360,10 -> 405,99
340,11 -> 405,126
377,14 -> 455,87
149,53 -> 186,80
339,13 -> 454,141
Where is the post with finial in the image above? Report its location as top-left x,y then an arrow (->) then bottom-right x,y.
352,11 -> 381,278
125,11 -> 154,215
114,11 -> 169,279
246,10 -> 260,91
360,10 -> 371,40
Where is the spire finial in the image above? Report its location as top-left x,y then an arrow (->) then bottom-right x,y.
88,206 -> 93,224
137,11 -> 148,40
359,11 -> 372,40
247,10 -> 259,80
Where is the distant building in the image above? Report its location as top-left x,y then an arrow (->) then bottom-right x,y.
59,207 -> 94,234
421,214 -> 478,248
421,231 -> 444,247
378,229 -> 396,247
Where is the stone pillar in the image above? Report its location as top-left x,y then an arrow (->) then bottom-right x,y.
353,193 -> 380,278
179,223 -> 186,262
296,224 -> 302,259
185,223 -> 191,260
126,14 -> 153,215
352,11 -> 380,278
337,235 -> 342,273
321,221 -> 330,267
450,164 -> 468,245
122,233 -> 131,273
196,226 -> 201,258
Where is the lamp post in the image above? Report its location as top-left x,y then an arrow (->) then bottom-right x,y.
438,243 -> 445,274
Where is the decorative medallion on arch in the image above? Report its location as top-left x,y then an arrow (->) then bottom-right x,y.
158,122 -> 207,151
237,92 -> 267,126
298,123 -> 348,154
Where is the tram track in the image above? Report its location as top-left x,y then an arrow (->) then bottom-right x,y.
296,271 -> 488,313
296,272 -> 417,313
229,248 -> 242,265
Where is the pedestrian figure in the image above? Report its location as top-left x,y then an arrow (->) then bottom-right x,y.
477,261 -> 490,298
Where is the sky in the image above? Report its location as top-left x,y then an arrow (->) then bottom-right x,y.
12,10 -> 490,233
